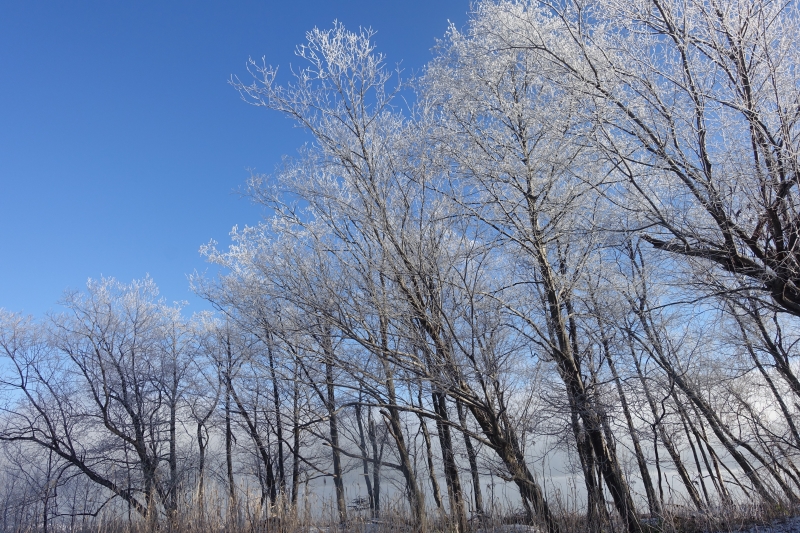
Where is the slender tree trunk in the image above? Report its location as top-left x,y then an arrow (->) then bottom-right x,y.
686,399 -> 752,500
229,382 -> 277,506
432,391 -> 467,533
569,395 -> 607,531
559,356 -> 641,530
456,401 -> 484,516
740,300 -> 800,403
368,407 -> 382,518
676,399 -> 729,504
527,223 -> 641,532
679,410 -> 710,506
629,344 -> 704,510
265,426 -> 277,506
378,315 -> 425,527
647,344 -> 779,505
733,311 -> 800,449
355,401 -> 375,512
266,334 -> 287,498
197,422 -> 207,515
627,253 -> 780,506
653,429 -> 664,504
223,332 -> 239,520
291,364 -> 301,507
606,350 -> 660,516
168,368 -> 179,519
42,451 -> 54,533
324,352 -> 347,523
638,310 -> 787,503
225,379 -> 237,512
419,408 -> 444,510
465,391 -> 559,533
689,404 -> 732,504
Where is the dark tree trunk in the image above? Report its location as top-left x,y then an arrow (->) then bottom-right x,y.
291,363 -> 301,507
606,351 -> 660,516
229,382 -> 276,506
378,316 -> 424,526
320,334 -> 347,523
197,421 -> 207,515
456,401 -> 484,516
355,401 -> 376,512
225,380 -> 237,511
465,394 -> 559,533
570,403 -> 607,531
368,407 -> 382,518
419,408 -> 444,510
266,334 -> 287,498
168,366 -> 179,519
629,344 -> 704,510
432,391 -> 466,533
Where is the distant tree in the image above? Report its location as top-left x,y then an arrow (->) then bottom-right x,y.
0,278 -> 195,521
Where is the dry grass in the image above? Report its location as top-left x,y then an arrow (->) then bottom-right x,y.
637,502 -> 797,533
6,494 -> 798,533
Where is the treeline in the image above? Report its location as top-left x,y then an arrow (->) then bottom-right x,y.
2,0 -> 800,532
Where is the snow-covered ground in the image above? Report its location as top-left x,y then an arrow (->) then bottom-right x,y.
304,516 -> 800,532
474,526 -> 542,533
727,516 -> 800,532
473,517 -> 800,532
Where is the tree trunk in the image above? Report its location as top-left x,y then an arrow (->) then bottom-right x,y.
197,421 -> 208,516
526,212 -> 641,532
629,343 -> 704,510
291,363 -> 301,507
432,391 -> 467,533
324,350 -> 347,523
168,367 -> 179,519
368,407 -> 382,518
570,401 -> 608,531
378,316 -> 425,526
456,401 -> 484,516
419,409 -> 444,510
229,382 -> 277,507
606,350 -> 660,516
646,342 -> 779,505
355,401 -> 376,512
266,333 -> 287,499
225,379 -> 237,513
465,394 -> 559,533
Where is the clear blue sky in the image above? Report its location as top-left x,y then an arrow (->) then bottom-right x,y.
0,1 -> 470,316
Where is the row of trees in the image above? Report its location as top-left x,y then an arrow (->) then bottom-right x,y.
2,0 -> 799,532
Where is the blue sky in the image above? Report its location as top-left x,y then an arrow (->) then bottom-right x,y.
0,1 -> 470,316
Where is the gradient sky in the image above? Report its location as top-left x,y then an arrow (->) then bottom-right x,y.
0,1 -> 471,316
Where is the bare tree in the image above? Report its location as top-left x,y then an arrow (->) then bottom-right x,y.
0,278 -> 196,521
477,0 -> 800,316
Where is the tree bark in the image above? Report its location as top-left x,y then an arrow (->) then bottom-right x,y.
355,401 -> 376,512
321,334 -> 347,523
432,390 -> 467,533
457,401 -> 484,516
368,407 -> 382,518
419,409 -> 444,510
629,342 -> 704,510
606,350 -> 660,516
